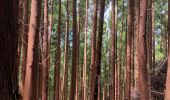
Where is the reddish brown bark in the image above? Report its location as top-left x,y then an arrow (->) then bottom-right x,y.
54,0 -> 61,100
118,0 -> 124,99
94,0 -> 105,99
165,0 -> 170,99
42,0 -> 49,99
90,0 -> 98,99
23,0 -> 42,99
82,0 -> 89,99
137,0 -> 149,99
124,0 -> 134,99
0,0 -> 19,99
62,0 -> 69,100
69,0 -> 77,99
111,0 -> 116,99
21,0 -> 29,87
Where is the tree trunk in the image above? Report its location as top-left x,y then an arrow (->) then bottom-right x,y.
76,4 -> 80,100
62,0 -> 69,100
42,0 -> 49,99
165,0 -> 170,99
21,0 -> 29,88
134,0 -> 140,90
69,0 -> 77,99
54,0 -> 61,100
82,0 -> 89,99
119,0 -> 124,99
23,0 -> 42,99
111,0 -> 115,99
90,0 -> 98,99
94,0 -> 105,99
125,0 -> 134,99
137,0 -> 149,99
0,0 -> 19,99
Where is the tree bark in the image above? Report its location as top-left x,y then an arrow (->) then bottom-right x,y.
69,0 -> 77,99
94,0 -> 105,99
134,0 -> 140,90
82,0 -> 89,99
23,0 -> 42,99
90,0 -> 98,99
21,0 -> 29,88
111,0 -> 116,99
62,0 -> 69,100
0,0 -> 19,99
125,0 -> 134,99
42,0 -> 49,99
137,0 -> 149,99
54,0 -> 61,100
165,0 -> 170,99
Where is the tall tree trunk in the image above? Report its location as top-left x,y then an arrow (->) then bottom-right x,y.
54,0 -> 61,100
62,0 -> 69,100
82,0 -> 89,100
42,0 -> 49,99
76,4 -> 80,99
114,0 -> 119,99
134,0 -> 140,92
18,0 -> 23,81
119,0 -> 124,99
165,0 -> 170,99
38,8 -> 44,100
23,0 -> 42,99
94,0 -> 105,99
124,0 -> 134,99
147,0 -> 154,99
137,0 -> 149,99
90,0 -> 98,99
0,0 -> 19,99
21,0 -> 29,88
111,0 -> 116,99
69,0 -> 77,99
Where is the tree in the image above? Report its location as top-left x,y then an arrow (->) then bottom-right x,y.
90,0 -> 98,99
23,0 -> 42,99
54,0 -> 61,100
82,0 -> 89,99
165,0 -> 170,99
111,0 -> 116,99
62,0 -> 69,100
134,0 -> 140,90
69,0 -> 78,99
137,0 -> 149,99
94,0 -> 105,99
42,0 -> 49,99
125,0 -> 134,99
21,0 -> 29,87
0,0 -> 19,99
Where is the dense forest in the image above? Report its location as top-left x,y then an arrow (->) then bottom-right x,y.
0,0 -> 170,100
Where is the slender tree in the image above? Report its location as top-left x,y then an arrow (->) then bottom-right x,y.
23,0 -> 42,99
69,0 -> 77,99
54,0 -> 61,100
137,0 -> 149,99
62,0 -> 69,100
118,0 -> 125,99
90,0 -> 98,99
165,0 -> 170,99
124,0 -> 134,99
82,0 -> 89,99
111,0 -> 116,99
42,0 -> 49,99
134,0 -> 140,90
21,0 -> 29,88
94,0 -> 105,99
0,0 -> 19,99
